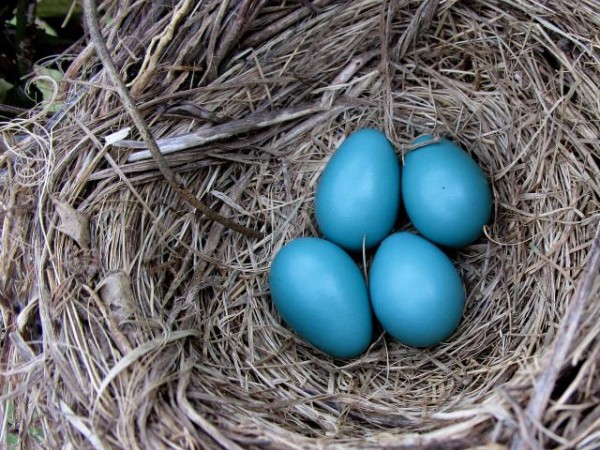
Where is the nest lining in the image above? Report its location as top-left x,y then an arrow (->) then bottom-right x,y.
1,0 -> 599,449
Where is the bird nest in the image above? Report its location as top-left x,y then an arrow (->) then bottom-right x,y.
1,1 -> 600,448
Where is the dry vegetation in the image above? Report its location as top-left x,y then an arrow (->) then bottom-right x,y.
1,0 -> 599,449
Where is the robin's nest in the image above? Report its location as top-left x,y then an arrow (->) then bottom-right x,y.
1,1 -> 599,449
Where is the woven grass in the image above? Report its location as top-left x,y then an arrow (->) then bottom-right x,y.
1,0 -> 600,448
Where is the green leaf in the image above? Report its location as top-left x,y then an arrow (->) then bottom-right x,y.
36,17 -> 58,37
37,0 -> 82,19
30,426 -> 44,443
4,400 -> 45,447
7,433 -> 18,450
6,15 -> 60,37
0,78 -> 14,103
33,65 -> 64,111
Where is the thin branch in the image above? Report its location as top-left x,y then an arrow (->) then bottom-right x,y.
82,0 -> 263,239
123,102 -> 325,161
130,0 -> 194,96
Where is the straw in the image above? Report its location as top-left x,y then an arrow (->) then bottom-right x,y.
1,0 -> 599,448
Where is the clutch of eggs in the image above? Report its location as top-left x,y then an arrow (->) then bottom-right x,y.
269,129 -> 492,358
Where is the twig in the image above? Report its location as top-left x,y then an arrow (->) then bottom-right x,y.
130,0 -> 194,96
123,102 -> 325,161
82,0 -> 263,239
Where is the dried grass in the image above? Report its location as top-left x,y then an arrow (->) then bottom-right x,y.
1,0 -> 600,449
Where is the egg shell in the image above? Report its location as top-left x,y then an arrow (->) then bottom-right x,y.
402,135 -> 492,247
269,237 -> 373,358
369,232 -> 465,347
315,128 -> 401,252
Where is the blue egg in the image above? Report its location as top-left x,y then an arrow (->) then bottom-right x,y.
369,232 -> 465,347
402,135 -> 492,247
269,237 -> 373,358
315,128 -> 401,252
